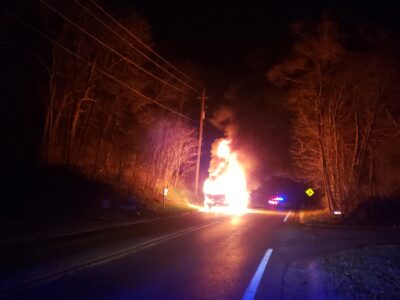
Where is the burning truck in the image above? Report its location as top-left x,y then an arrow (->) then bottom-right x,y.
203,139 -> 249,213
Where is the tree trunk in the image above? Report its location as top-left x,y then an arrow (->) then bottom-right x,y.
318,116 -> 335,211
368,147 -> 375,197
74,98 -> 95,167
117,158 -> 123,185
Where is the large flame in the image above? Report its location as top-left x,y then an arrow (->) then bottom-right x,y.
203,139 -> 249,213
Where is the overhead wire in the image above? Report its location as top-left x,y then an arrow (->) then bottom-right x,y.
87,0 -> 202,90
13,13 -> 196,122
39,0 -> 197,97
72,0 -> 201,95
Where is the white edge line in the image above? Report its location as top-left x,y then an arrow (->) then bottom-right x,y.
283,210 -> 292,222
242,248 -> 274,300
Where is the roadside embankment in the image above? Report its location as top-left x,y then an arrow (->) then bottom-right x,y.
311,245 -> 400,300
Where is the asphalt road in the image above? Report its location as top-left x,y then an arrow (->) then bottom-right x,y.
2,210 -> 400,300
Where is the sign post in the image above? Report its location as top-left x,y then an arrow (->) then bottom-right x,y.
163,187 -> 169,208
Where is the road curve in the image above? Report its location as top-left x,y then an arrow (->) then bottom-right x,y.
3,211 -> 288,300
3,210 -> 400,300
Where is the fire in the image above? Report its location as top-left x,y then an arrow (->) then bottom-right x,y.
203,139 -> 249,213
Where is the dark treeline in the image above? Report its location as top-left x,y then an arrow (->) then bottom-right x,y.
205,17 -> 400,217
1,2 -> 399,219
1,0 -> 200,215
268,19 -> 400,214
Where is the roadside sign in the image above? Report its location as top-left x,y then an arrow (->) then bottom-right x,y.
163,187 -> 168,208
305,188 -> 314,197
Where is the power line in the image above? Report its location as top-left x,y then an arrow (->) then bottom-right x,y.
88,0 -> 202,89
14,13 -> 195,122
72,0 -> 201,95
39,0 -> 196,97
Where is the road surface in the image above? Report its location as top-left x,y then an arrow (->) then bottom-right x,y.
2,210 -> 400,300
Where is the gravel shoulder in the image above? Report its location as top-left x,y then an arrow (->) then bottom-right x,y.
311,245 -> 400,300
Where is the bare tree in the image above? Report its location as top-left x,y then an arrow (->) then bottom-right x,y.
141,117 -> 197,193
34,2 -> 200,198
41,3 -> 152,169
268,20 -> 400,213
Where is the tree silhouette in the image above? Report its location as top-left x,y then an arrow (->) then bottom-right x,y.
268,20 -> 400,213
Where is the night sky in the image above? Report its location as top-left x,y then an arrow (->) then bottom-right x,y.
129,1 -> 400,80
101,0 -> 400,181
3,0 -> 400,181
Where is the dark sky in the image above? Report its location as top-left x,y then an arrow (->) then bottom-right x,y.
128,0 -> 400,76
122,0 -> 400,181
4,0 -> 399,181
99,0 -> 400,99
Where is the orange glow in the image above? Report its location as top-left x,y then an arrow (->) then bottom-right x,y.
203,139 -> 249,214
249,208 -> 288,216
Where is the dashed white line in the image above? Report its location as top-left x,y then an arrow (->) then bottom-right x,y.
242,248 -> 274,300
283,210 -> 292,222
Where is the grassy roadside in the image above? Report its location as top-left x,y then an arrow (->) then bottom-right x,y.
1,169 -> 200,241
135,196 -> 198,218
132,185 -> 200,218
315,245 -> 400,299
0,188 -> 200,277
296,209 -> 344,225
1,165 -> 202,240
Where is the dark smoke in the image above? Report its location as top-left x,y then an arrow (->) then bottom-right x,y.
209,83 -> 292,190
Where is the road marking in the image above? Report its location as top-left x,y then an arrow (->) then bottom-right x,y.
0,212 -> 200,246
0,219 -> 221,297
283,210 -> 292,222
242,248 -> 273,300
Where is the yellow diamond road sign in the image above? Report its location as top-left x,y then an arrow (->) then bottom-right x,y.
305,188 -> 314,197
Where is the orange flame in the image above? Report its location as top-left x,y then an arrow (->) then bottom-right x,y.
203,139 -> 249,213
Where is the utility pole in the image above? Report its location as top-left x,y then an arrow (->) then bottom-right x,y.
195,88 -> 206,195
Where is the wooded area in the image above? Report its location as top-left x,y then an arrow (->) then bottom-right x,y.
269,20 -> 400,213
35,2 -> 199,195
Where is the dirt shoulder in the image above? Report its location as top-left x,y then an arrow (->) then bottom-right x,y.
311,245 -> 400,300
